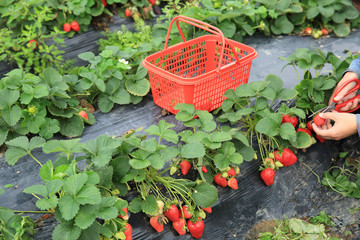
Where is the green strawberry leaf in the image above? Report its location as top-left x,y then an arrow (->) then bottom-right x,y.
43,139 -> 84,155
290,131 -> 312,149
192,183 -> 218,208
98,94 -> 114,113
5,136 -> 45,166
128,197 -> 142,213
141,195 -> 157,215
39,118 -> 60,139
59,115 -> 84,137
255,117 -> 279,136
75,185 -> 101,205
109,88 -> 131,105
279,122 -> 296,141
181,142 -> 205,158
2,105 -> 21,126
52,223 -> 81,240
59,195 -> 80,221
125,78 -> 150,96
75,205 -> 97,230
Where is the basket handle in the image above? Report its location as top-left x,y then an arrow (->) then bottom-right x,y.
163,15 -> 241,72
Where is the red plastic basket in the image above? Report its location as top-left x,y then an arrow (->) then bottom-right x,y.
142,15 -> 258,114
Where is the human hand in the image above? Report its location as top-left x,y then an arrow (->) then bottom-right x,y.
329,71 -> 359,112
312,111 -> 357,140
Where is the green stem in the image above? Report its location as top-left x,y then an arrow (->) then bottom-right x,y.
29,152 -> 42,167
302,163 -> 320,183
14,210 -> 48,214
292,63 -> 301,83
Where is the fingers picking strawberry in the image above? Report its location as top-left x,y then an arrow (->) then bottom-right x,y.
313,114 -> 325,126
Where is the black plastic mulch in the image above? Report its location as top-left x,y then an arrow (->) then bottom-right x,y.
0,14 -> 360,239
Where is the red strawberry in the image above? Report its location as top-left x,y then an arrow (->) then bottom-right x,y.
305,27 -> 312,35
281,114 -> 298,127
118,208 -> 129,220
227,167 -> 236,177
63,23 -> 71,32
187,218 -> 205,239
164,204 -> 179,222
202,207 -> 212,213
78,110 -> 88,120
124,223 -> 132,240
228,178 -> 238,189
180,205 -> 192,219
260,168 -> 275,186
214,173 -> 227,187
125,8 -> 131,17
297,128 -> 312,137
101,0 -> 107,7
28,39 -> 37,49
149,0 -> 156,5
321,28 -> 328,35
150,216 -> 164,233
313,114 -> 325,126
201,165 -> 208,173
306,120 -> 313,132
274,148 -> 297,167
70,21 -> 80,32
173,218 -> 186,235
316,134 -> 325,143
180,160 -> 191,175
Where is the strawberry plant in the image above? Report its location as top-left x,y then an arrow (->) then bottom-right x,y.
0,67 -> 96,148
216,74 -> 312,161
97,18 -> 160,70
172,103 -> 252,188
321,151 -> 360,198
293,0 -> 360,37
281,48 -> 356,115
258,213 -> 339,239
76,46 -> 150,113
0,206 -> 36,240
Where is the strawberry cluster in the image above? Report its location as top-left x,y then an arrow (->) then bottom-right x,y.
259,148 -> 297,186
260,113 -> 327,186
116,207 -> 132,240
63,21 -> 80,33
149,202 -> 210,239
213,167 -> 240,189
